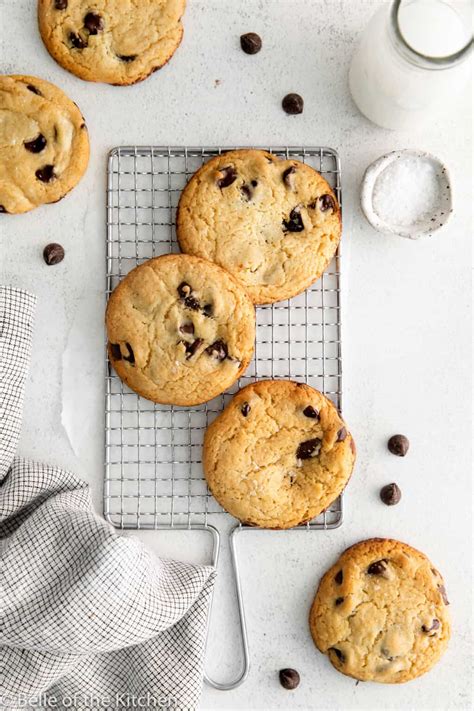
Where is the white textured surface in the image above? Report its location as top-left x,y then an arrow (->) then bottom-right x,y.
0,1 -> 472,709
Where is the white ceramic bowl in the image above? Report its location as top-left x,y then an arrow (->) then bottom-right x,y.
361,149 -> 453,239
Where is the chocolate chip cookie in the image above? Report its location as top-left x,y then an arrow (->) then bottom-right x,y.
0,75 -> 89,214
177,150 -> 342,304
309,538 -> 451,683
38,0 -> 186,85
106,254 -> 255,406
203,380 -> 355,528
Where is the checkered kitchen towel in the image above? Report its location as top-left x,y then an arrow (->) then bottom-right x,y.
0,287 -> 216,710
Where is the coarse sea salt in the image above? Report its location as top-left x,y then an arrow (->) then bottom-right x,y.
372,155 -> 442,227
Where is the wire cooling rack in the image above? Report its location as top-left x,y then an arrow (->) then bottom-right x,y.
105,145 -> 343,689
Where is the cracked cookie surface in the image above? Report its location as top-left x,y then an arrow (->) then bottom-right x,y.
0,75 -> 89,214
309,538 -> 451,683
203,380 -> 355,528
106,254 -> 255,406
177,149 -> 342,304
38,0 -> 186,85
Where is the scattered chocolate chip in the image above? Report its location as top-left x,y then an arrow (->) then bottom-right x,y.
387,434 -> 409,456
84,12 -> 104,34
27,84 -> 42,95
319,194 -> 335,212
329,648 -> 345,663
279,668 -> 300,690
117,54 -> 137,62
296,437 -> 322,460
43,242 -> 64,265
240,32 -> 262,55
109,343 -> 122,360
335,597 -> 344,606
303,405 -> 319,419
205,339 -> 228,361
217,166 -> 237,189
282,93 -> 304,115
422,619 -> 440,634
36,165 -> 56,183
69,32 -> 87,49
177,282 -> 192,298
55,0 -> 68,8
184,338 -> 203,359
282,166 -> 296,188
336,427 -> 347,442
334,570 -> 343,584
283,207 -> 304,232
438,584 -> 449,605
202,304 -> 213,317
0,206 -> 7,213
241,402 -> 250,417
24,134 -> 47,153
367,560 -> 388,576
184,296 -> 201,311
123,343 -> 135,364
179,322 -> 195,335
380,482 -> 401,506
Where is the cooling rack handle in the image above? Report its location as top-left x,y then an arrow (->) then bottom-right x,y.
204,524 -> 250,690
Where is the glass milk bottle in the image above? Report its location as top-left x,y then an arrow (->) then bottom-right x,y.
349,0 -> 473,130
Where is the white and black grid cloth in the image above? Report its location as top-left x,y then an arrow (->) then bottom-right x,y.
0,286 -> 217,710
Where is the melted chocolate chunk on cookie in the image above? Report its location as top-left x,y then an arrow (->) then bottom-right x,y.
184,338 -> 203,359
202,303 -> 213,317
334,570 -> 343,584
110,343 -> 122,360
217,166 -> 237,189
0,205 -> 8,213
24,134 -> 47,154
123,343 -> 135,364
177,282 -> 192,298
69,32 -> 87,49
241,402 -> 250,417
367,559 -> 388,576
303,405 -> 319,419
319,194 -> 335,212
240,184 -> 252,201
117,54 -> 137,62
329,648 -> 345,663
55,0 -> 68,8
35,165 -> 56,183
84,12 -> 104,34
337,427 -> 347,442
296,437 -> 322,460
335,597 -> 344,606
282,166 -> 296,188
27,84 -> 42,95
438,584 -> 449,605
422,619 -> 440,634
283,207 -> 304,232
206,340 -> 228,361
185,296 -> 200,311
179,322 -> 195,335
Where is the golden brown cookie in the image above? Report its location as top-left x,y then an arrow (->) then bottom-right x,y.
106,254 -> 256,406
38,0 -> 186,85
203,379 -> 355,528
309,538 -> 451,683
0,75 -> 89,214
177,149 -> 342,304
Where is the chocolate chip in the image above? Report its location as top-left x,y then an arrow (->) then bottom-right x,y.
217,166 -> 237,189
303,405 -> 319,419
334,570 -> 343,585
202,304 -> 213,317
240,184 -> 252,201
282,93 -> 304,115
335,597 -> 344,606
241,402 -> 250,417
84,12 -> 104,34
110,343 -> 122,360
205,340 -> 228,361
69,32 -> 87,49
296,437 -> 322,460
240,32 -> 262,55
184,296 -> 201,311
0,206 -> 8,213
184,338 -> 203,359
24,134 -> 47,153
36,165 -> 56,183
422,619 -> 440,634
27,84 -> 42,95
380,483 -> 401,506
438,585 -> 449,605
55,0 -> 68,8
282,166 -> 296,188
319,194 -> 335,212
278,668 -> 300,690
80,122 -> 86,129
337,427 -> 347,442
177,282 -> 192,298
123,343 -> 135,364
329,648 -> 345,663
179,322 -> 195,335
387,434 -> 409,457
367,560 -> 388,576
283,207 -> 304,232
117,54 -> 137,62
43,243 -> 64,265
